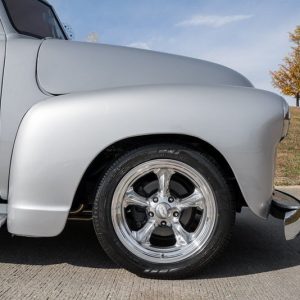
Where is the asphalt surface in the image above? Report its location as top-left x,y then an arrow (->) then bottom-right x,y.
0,190 -> 299,299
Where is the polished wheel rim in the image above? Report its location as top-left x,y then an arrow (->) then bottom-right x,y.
111,159 -> 217,263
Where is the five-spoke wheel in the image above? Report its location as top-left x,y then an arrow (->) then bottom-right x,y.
111,159 -> 217,263
93,144 -> 235,278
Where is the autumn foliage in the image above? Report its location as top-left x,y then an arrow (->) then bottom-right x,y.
271,26 -> 300,107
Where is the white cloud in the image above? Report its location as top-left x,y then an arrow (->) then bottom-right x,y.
177,14 -> 253,28
127,42 -> 151,50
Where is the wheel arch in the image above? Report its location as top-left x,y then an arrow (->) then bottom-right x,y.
72,134 -> 245,213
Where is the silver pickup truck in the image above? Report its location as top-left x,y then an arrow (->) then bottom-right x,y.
0,0 -> 299,279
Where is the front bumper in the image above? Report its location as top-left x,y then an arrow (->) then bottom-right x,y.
270,190 -> 300,240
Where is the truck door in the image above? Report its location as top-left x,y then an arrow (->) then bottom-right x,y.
0,0 -> 66,200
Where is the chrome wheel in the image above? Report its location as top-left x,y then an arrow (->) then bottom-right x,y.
111,159 -> 217,263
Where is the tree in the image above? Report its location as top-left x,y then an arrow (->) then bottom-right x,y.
86,32 -> 100,43
271,26 -> 300,107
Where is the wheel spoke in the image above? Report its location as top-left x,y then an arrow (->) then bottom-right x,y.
124,187 -> 149,207
172,222 -> 191,246
154,168 -> 175,197
132,219 -> 157,244
178,188 -> 205,210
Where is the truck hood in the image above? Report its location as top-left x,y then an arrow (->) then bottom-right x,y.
37,39 -> 253,95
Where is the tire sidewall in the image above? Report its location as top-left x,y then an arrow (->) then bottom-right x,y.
93,144 -> 235,278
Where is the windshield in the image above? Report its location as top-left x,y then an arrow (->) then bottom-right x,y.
3,0 -> 66,39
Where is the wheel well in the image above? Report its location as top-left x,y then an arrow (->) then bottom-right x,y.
71,134 -> 246,213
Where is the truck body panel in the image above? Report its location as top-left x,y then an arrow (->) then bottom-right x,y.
37,39 -> 253,96
8,85 -> 284,236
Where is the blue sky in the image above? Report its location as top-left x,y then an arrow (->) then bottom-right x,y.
50,0 -> 300,105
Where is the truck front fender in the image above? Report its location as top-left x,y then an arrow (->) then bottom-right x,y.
7,84 -> 285,236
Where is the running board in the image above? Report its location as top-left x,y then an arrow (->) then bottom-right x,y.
270,190 -> 300,240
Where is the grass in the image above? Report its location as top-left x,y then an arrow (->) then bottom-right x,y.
275,107 -> 300,186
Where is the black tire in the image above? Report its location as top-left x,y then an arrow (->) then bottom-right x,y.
93,144 -> 235,279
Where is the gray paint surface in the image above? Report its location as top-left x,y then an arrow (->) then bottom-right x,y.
0,38 -> 47,199
37,39 -> 253,95
8,84 -> 285,236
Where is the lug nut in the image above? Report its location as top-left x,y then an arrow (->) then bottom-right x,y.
161,221 -> 167,226
153,197 -> 159,203
149,212 -> 154,217
168,197 -> 174,203
173,211 -> 179,217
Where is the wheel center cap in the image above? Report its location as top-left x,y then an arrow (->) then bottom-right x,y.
155,203 -> 171,219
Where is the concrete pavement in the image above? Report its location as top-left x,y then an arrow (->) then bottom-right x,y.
0,189 -> 299,299
276,186 -> 300,199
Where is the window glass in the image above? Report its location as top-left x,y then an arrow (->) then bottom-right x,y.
3,0 -> 66,39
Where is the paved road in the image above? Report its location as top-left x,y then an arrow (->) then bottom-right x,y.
277,186 -> 300,199
0,206 -> 300,299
